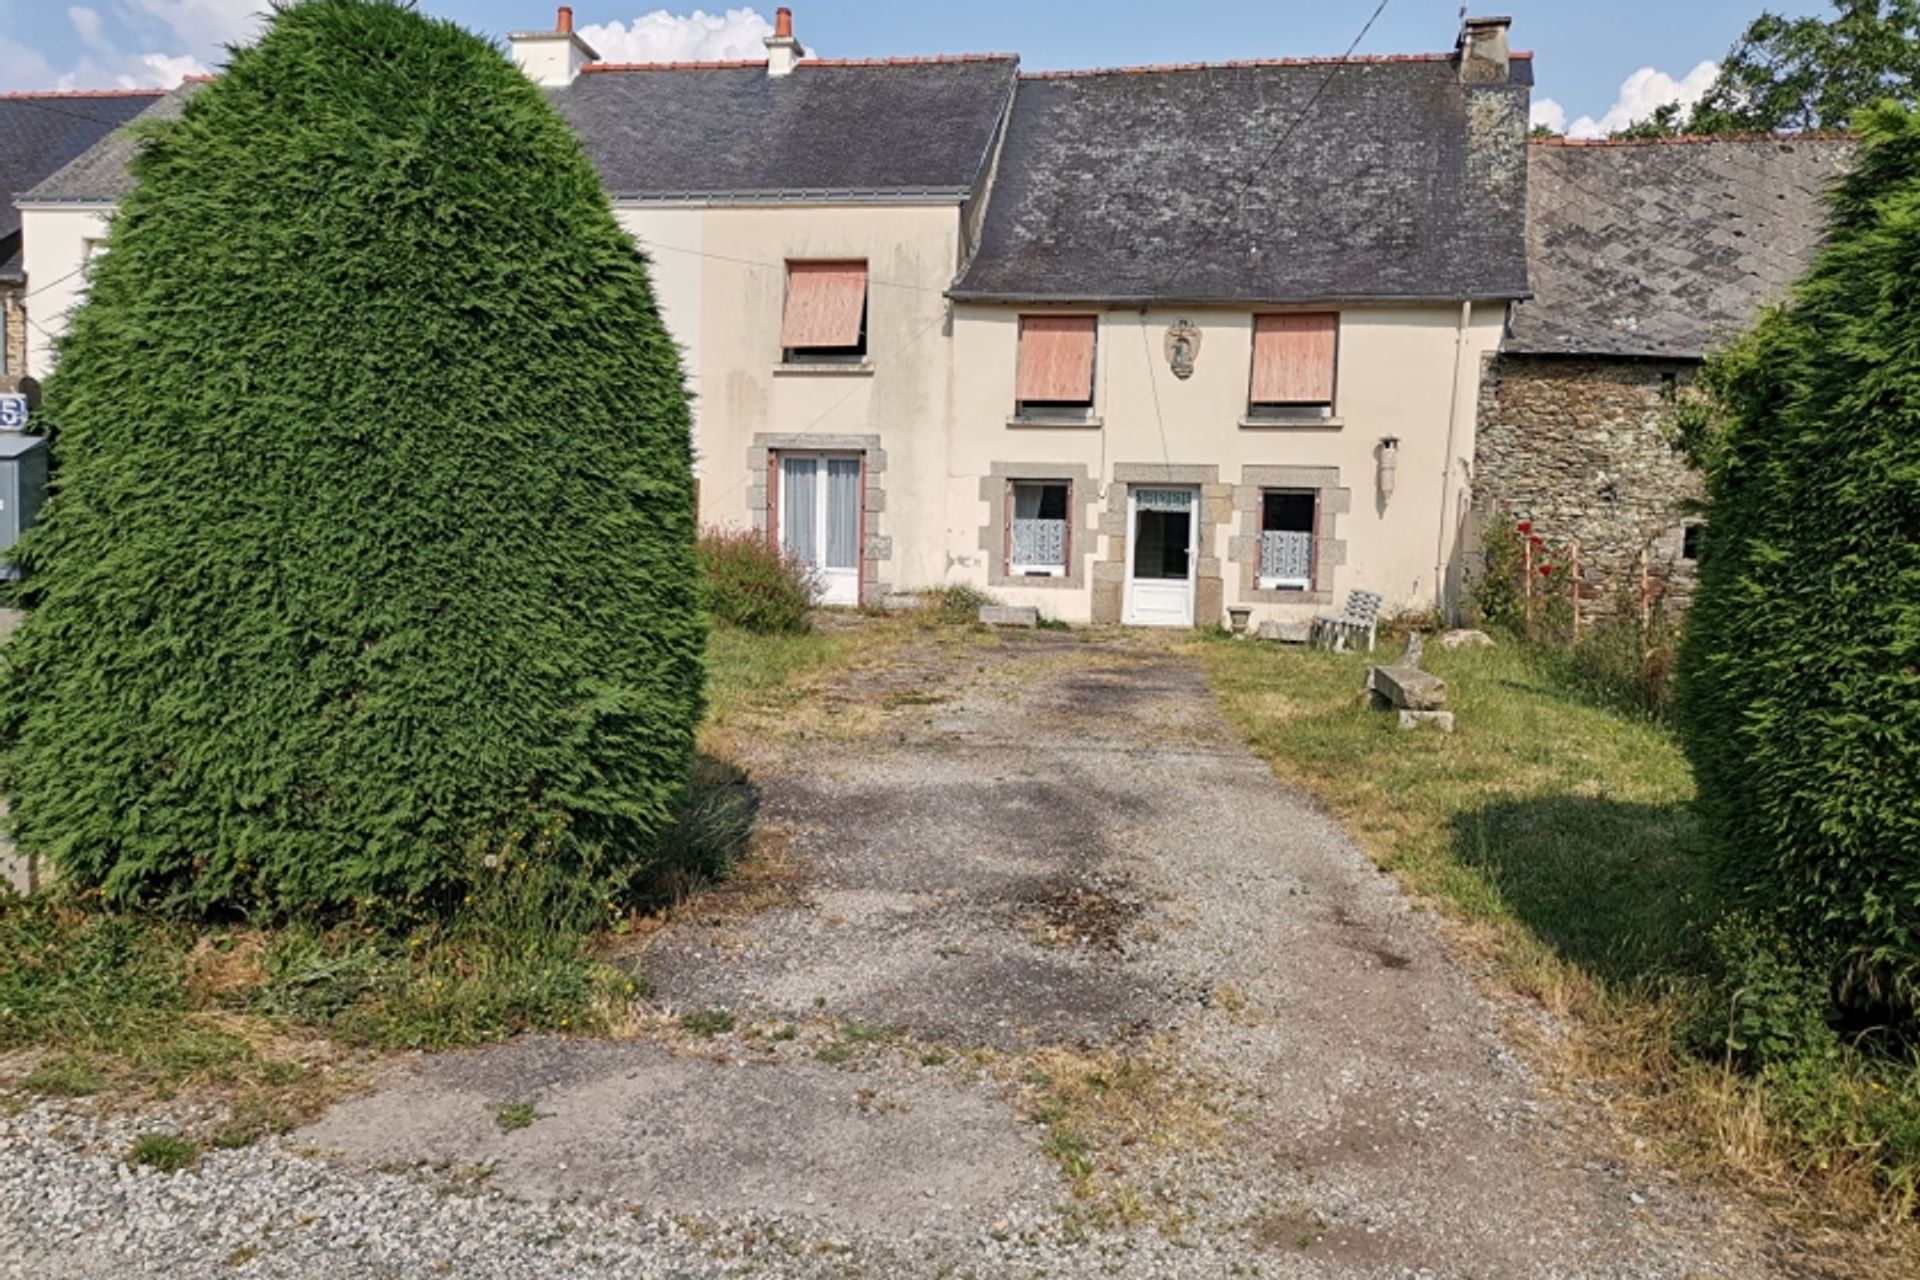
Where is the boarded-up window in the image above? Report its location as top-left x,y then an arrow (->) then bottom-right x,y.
782,261 -> 868,359
1015,315 -> 1097,412
1250,313 -> 1338,411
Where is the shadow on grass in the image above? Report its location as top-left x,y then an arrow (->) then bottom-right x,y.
1450,794 -> 1717,988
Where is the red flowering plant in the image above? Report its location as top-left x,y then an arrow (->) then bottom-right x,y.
1469,509 -> 1576,641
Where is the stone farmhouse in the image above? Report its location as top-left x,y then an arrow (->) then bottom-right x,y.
7,8 -> 1852,628
1480,133 -> 1854,614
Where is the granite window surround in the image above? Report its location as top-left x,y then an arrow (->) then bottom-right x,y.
747,432 -> 890,605
979,462 -> 1098,590
1229,465 -> 1351,607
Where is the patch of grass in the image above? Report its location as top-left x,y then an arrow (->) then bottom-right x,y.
20,1054 -> 104,1098
837,1019 -> 899,1045
704,625 -> 854,734
494,1100 -> 541,1133
919,1048 -> 951,1068
914,584 -> 997,626
680,1009 -> 736,1038
127,1132 -> 198,1172
815,1042 -> 854,1066
1200,635 -> 1920,1258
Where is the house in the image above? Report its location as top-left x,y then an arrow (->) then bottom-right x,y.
1476,133 -> 1856,614
16,8 -> 1535,627
0,88 -> 162,397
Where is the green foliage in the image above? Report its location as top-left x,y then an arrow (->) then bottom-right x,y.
20,1054 -> 105,1097
679,1009 -> 735,1037
1676,104 -> 1920,1010
0,897 -> 190,1054
697,528 -> 817,634
919,584 -> 996,624
494,1099 -> 541,1132
0,0 -> 704,920
126,1133 -> 198,1173
1689,1 -> 1920,135
1702,915 -> 1843,1070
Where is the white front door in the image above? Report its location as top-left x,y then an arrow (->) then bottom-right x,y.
1124,486 -> 1198,627
779,453 -> 862,607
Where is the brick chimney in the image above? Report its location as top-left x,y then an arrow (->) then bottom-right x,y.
765,7 -> 804,78
510,4 -> 599,87
1457,15 -> 1512,84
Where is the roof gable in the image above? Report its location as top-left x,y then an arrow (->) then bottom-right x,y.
1509,135 -> 1858,359
550,56 -> 1019,200
951,56 -> 1534,304
0,90 -> 162,277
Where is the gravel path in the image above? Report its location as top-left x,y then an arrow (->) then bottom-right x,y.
0,628 -> 1810,1278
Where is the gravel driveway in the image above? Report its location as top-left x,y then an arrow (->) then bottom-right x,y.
0,627 -> 1811,1278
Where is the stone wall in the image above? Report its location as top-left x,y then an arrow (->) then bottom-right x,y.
1,285 -> 25,393
1475,353 -> 1703,616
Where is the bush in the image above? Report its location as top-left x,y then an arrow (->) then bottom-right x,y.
1676,104 -> 1920,1010
697,528 -> 816,634
0,0 -> 704,920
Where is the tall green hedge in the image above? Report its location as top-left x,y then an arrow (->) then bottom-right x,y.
1676,103 -> 1920,1007
0,0 -> 704,918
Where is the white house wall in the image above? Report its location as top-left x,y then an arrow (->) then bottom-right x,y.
19,203 -> 113,381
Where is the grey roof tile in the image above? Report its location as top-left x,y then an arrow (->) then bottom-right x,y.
549,57 -> 1018,199
1508,136 -> 1858,359
951,56 -> 1534,304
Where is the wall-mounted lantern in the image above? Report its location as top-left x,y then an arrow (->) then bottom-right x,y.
1377,436 -> 1400,503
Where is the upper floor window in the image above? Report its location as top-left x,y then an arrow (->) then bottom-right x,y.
1014,315 -> 1097,420
781,261 -> 868,363
1249,313 -> 1338,423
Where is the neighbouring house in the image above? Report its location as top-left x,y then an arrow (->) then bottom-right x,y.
17,9 -> 1535,627
1476,133 -> 1857,615
0,88 -> 162,399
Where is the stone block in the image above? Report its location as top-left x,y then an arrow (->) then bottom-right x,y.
1257,620 -> 1312,644
1368,664 -> 1448,711
1399,710 -> 1456,733
979,605 -> 1039,629
1440,629 -> 1495,650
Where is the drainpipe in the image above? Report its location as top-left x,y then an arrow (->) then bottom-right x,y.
1433,300 -> 1472,617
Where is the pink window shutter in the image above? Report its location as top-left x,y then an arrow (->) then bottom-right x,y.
781,262 -> 868,349
1016,315 -> 1097,403
1251,313 -> 1338,404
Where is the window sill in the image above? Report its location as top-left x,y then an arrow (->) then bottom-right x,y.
774,362 -> 875,377
1241,415 -> 1343,430
1010,569 -> 1068,579
1008,413 -> 1103,429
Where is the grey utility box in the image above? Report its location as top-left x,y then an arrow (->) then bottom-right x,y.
0,434 -> 47,580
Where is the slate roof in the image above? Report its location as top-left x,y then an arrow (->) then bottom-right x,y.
0,89 -> 162,279
549,57 -> 1019,200
1509,135 -> 1858,359
950,56 -> 1535,304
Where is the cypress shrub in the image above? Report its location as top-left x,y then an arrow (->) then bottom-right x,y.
1676,103 -> 1920,1008
0,0 -> 704,919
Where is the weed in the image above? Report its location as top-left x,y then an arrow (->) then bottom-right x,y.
680,1010 -> 736,1038
768,1023 -> 798,1042
20,1054 -> 103,1098
494,1100 -> 542,1133
127,1133 -> 197,1172
920,1049 -> 951,1068
816,1043 -> 853,1066
837,1019 -> 898,1045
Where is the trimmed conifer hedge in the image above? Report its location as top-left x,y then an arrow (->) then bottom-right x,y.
1676,103 -> 1920,1008
0,0 -> 704,918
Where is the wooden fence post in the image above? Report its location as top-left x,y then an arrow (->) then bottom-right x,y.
1524,533 -> 1535,635
1570,539 -> 1582,640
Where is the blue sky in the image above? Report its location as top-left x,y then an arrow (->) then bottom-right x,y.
0,0 -> 1829,137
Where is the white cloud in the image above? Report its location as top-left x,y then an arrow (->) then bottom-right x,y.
0,0 -> 256,90
1563,61 -> 1721,139
580,8 -> 780,64
1531,97 -> 1567,134
121,0 -> 267,52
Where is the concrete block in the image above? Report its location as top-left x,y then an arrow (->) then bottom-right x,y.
1368,664 -> 1448,711
1257,620 -> 1312,644
979,605 -> 1039,629
1399,710 -> 1456,733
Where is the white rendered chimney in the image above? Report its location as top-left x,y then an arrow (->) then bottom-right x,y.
510,5 -> 599,87
765,7 -> 804,78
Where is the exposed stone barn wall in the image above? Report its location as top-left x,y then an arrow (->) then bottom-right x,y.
1,285 -> 25,393
1475,353 -> 1703,616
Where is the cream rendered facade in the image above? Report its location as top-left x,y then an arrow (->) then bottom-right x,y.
945,304 -> 1507,627
19,203 -> 112,381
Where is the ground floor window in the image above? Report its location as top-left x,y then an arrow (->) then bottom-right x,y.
1007,479 -> 1071,576
1259,490 -> 1317,590
777,452 -> 863,606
